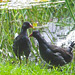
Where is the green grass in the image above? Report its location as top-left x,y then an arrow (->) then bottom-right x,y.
0,60 -> 75,75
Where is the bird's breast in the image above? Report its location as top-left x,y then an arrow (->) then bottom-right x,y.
39,44 -> 53,62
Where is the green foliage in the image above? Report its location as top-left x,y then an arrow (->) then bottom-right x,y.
0,60 -> 75,75
65,0 -> 75,22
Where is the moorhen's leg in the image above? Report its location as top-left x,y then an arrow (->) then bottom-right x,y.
19,55 -> 21,65
26,56 -> 28,64
20,59 -> 21,65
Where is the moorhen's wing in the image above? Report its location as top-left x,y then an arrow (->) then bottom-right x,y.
43,48 -> 67,66
52,52 -> 67,66
13,33 -> 24,56
48,44 -> 73,63
47,44 -> 68,54
46,43 -> 72,57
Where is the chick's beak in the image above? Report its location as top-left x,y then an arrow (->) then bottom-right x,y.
29,33 -> 33,37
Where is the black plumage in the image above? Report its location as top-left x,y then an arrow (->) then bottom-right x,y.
13,22 -> 33,64
29,30 -> 75,66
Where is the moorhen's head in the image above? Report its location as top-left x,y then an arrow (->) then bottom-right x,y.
22,22 -> 33,30
29,30 -> 41,37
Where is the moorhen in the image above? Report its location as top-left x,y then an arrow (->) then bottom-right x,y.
29,30 -> 75,66
13,22 -> 33,64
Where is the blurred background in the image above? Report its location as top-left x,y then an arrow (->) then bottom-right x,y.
0,0 -> 75,63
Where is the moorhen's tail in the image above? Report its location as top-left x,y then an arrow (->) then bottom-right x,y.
68,41 -> 75,52
69,41 -> 75,49
70,41 -> 75,47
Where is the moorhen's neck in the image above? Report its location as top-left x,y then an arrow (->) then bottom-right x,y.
21,28 -> 28,35
34,35 -> 46,44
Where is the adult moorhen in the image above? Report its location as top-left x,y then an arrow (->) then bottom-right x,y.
13,22 -> 33,64
29,30 -> 75,66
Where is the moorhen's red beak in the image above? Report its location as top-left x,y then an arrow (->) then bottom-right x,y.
29,24 -> 33,28
29,33 -> 33,37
